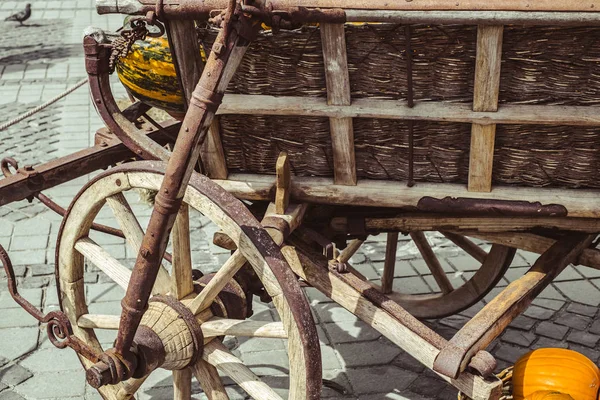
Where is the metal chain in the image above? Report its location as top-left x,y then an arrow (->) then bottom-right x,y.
109,20 -> 150,72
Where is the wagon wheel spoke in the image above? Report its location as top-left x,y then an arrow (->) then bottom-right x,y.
116,376 -> 149,400
173,368 -> 193,400
441,231 -> 487,263
75,237 -> 131,290
77,314 -> 120,329
106,193 -> 171,294
409,231 -> 454,294
172,204 -> 194,299
202,318 -> 287,339
77,313 -> 287,340
203,340 -> 284,400
188,250 -> 246,315
192,359 -> 230,400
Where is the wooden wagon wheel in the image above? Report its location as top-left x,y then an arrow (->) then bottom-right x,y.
55,161 -> 321,400
379,231 -> 516,319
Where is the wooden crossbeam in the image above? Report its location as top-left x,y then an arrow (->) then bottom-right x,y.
321,23 -> 357,186
468,25 -> 504,193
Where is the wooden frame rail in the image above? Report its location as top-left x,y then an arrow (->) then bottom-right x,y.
215,173 -> 600,218
216,95 -> 600,126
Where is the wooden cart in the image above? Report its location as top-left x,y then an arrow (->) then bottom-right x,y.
2,1 -> 600,399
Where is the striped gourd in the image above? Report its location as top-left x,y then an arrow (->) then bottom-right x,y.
116,36 -> 186,113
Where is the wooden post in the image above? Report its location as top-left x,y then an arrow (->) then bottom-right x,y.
275,152 -> 291,214
321,23 -> 357,186
468,25 -> 503,193
167,20 -> 228,179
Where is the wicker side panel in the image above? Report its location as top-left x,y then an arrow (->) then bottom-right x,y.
346,25 -> 477,102
220,115 -> 333,177
354,119 -> 471,183
198,27 -> 327,96
500,26 -> 600,105
493,125 -> 600,188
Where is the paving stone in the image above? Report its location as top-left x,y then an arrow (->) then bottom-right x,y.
240,349 -> 289,376
539,285 -> 566,301
554,266 -> 584,282
0,308 -> 38,328
15,370 -> 86,398
12,219 -> 50,237
322,370 -> 352,398
7,250 -> 45,266
314,303 -> 359,324
566,330 -> 600,348
0,391 -> 26,400
501,329 -> 537,347
334,338 -> 401,368
554,280 -> 600,306
28,264 -> 55,277
590,319 -> 600,335
535,321 -> 569,340
346,365 -> 418,395
439,315 -> 470,330
531,337 -> 569,350
569,344 -> 600,363
509,315 -> 537,331
493,344 -> 529,363
0,289 -> 41,309
392,350 -> 426,374
531,298 -> 565,311
20,347 -> 82,372
0,327 -> 38,360
566,302 -> 598,317
447,255 -> 482,272
0,364 -> 32,386
322,320 -> 381,344
408,375 -> 447,398
411,258 -> 453,275
86,282 -> 125,303
8,235 -> 47,252
555,312 -> 592,330
523,305 -> 555,320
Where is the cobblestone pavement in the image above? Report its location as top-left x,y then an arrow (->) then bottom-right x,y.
0,1 -> 599,399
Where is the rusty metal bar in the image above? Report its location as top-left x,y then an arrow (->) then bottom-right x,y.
0,127 -> 172,208
97,0 -> 600,17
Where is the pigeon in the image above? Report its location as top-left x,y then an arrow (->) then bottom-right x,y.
5,3 -> 31,26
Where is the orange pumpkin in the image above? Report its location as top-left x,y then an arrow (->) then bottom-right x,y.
525,391 -> 575,400
512,348 -> 600,400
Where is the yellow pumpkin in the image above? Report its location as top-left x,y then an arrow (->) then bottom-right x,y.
512,349 -> 600,400
525,391 -> 575,400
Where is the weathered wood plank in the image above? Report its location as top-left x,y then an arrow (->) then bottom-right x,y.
468,25 -> 504,193
321,23 -> 357,186
215,173 -> 600,218
216,95 -> 600,126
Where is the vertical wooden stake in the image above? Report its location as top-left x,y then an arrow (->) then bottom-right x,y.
321,23 -> 357,186
275,152 -> 291,214
167,20 -> 228,179
468,25 -> 504,193
382,232 -> 399,294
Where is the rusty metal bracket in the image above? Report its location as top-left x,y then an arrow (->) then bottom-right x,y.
0,245 -> 101,364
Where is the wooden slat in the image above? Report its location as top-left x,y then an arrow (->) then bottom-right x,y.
381,232 -> 398,294
78,314 -> 120,329
200,119 -> 228,179
215,173 -> 600,219
172,204 -> 194,299
202,318 -> 287,339
75,238 -> 131,290
410,232 -> 453,294
275,152 -> 291,214
468,25 -> 504,193
106,193 -> 171,294
166,20 -> 203,107
321,23 -> 357,186
173,369 -> 192,400
281,245 -> 502,400
216,94 -> 600,126
203,341 -> 283,400
188,250 -> 246,314
192,359 -> 229,400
